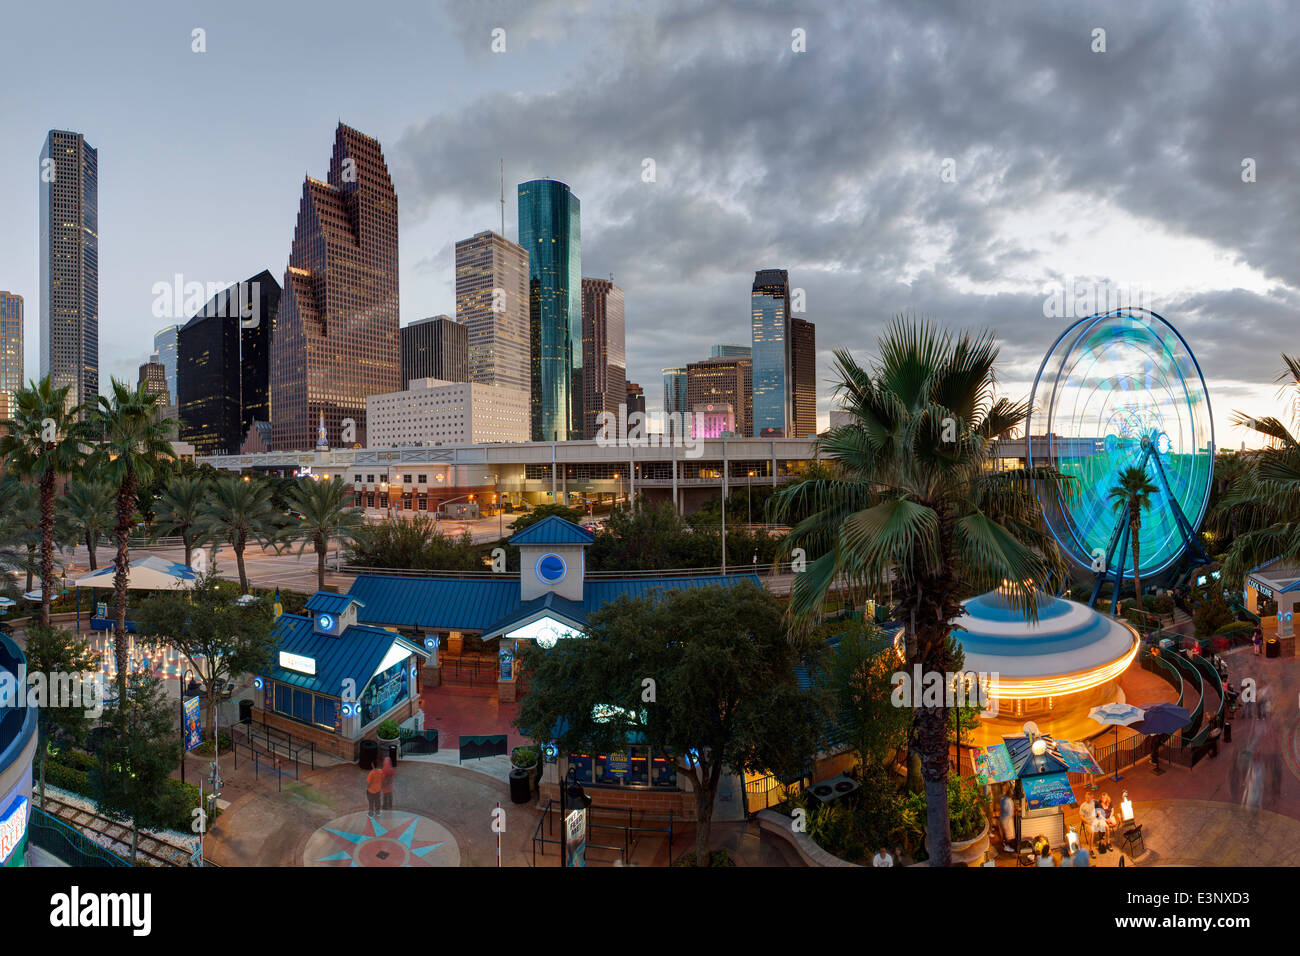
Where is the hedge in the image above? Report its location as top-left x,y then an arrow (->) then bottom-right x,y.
42,751 -> 209,832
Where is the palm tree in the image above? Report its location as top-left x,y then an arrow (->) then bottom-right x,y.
771,318 -> 1070,867
88,379 -> 177,695
57,479 -> 116,571
285,477 -> 365,590
1221,354 -> 1300,583
0,378 -> 92,625
0,477 -> 40,594
1106,466 -> 1158,610
152,475 -> 211,567
203,477 -> 282,593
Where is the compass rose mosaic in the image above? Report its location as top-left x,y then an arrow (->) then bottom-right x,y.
303,811 -> 460,867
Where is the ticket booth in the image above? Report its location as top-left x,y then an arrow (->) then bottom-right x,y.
1245,562 -> 1300,657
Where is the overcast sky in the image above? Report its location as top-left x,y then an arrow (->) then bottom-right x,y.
2,0 -> 1296,446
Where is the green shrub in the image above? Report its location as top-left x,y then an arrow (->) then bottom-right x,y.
376,720 -> 401,739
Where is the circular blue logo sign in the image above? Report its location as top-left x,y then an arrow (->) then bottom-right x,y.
317,613 -> 335,631
536,552 -> 567,585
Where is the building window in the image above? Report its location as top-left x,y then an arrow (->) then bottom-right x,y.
271,681 -> 339,733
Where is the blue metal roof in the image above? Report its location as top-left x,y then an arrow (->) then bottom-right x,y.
349,575 -> 523,631
264,613 -> 420,697
305,592 -> 364,615
509,516 -> 594,547
583,574 -> 761,612
485,592 -> 588,638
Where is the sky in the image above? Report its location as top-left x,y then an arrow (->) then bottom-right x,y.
2,0 -> 1297,447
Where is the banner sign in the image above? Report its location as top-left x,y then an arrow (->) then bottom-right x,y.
565,808 -> 587,868
975,744 -> 1016,784
1054,740 -> 1103,775
183,695 -> 203,752
0,794 -> 29,867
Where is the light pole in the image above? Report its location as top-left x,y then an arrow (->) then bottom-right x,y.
484,474 -> 501,539
747,470 -> 756,526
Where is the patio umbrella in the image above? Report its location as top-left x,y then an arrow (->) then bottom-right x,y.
1132,702 -> 1191,735
1088,702 -> 1145,781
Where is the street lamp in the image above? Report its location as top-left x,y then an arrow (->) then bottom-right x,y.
484,474 -> 501,539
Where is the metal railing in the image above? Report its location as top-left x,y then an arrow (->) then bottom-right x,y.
531,799 -> 674,866
28,808 -> 131,867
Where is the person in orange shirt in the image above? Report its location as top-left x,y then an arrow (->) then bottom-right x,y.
381,756 -> 395,813
366,763 -> 385,817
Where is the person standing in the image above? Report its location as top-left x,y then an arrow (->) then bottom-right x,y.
1253,625 -> 1263,656
381,755 -> 396,813
872,847 -> 894,867
366,762 -> 385,818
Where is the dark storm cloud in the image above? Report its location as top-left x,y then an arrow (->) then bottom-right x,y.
395,0 -> 1300,416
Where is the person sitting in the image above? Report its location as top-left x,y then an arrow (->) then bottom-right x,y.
1097,793 -> 1118,852
872,847 -> 894,867
1078,794 -> 1097,849
1070,847 -> 1091,867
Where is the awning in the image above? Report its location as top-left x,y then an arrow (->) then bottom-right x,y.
74,555 -> 199,591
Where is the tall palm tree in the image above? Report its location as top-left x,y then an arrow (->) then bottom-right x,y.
203,477 -> 282,593
0,378 -> 92,625
88,379 -> 177,695
1106,465 -> 1158,610
1221,354 -> 1300,583
0,477 -> 40,594
285,477 -> 365,590
57,478 -> 116,571
152,474 -> 211,567
771,318 -> 1069,867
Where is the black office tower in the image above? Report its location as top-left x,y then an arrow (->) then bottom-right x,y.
178,270 -> 280,456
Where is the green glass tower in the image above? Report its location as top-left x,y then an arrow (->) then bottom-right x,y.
518,179 -> 581,441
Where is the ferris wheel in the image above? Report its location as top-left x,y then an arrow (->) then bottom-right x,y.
1026,309 -> 1214,612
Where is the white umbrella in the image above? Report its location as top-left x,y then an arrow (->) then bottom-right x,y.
236,594 -> 258,606
1088,702 -> 1145,782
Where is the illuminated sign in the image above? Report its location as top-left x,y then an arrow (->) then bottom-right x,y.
535,552 -> 567,585
316,613 -> 336,632
0,796 -> 29,866
1249,579 -> 1274,599
507,615 -> 584,648
279,651 -> 317,675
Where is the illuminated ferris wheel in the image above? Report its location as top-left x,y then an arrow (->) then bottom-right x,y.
1026,309 -> 1214,611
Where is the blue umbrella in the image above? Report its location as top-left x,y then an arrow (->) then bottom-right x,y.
1133,702 -> 1191,735
1089,702 -> 1145,781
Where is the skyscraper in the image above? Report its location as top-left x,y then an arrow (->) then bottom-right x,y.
270,124 -> 399,450
625,382 -> 646,417
0,292 -> 23,423
455,230 -> 530,393
751,269 -> 792,437
402,315 -> 468,387
710,344 -> 751,360
518,179 -> 581,441
153,325 -> 180,403
662,366 -> 688,417
791,317 -> 817,438
138,353 -> 169,405
40,130 -> 98,412
179,272 -> 281,456
580,278 -> 626,439
686,356 -> 752,437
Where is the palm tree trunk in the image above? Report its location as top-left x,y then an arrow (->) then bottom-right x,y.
317,539 -> 326,591
25,544 -> 34,593
113,471 -> 138,700
235,541 -> 248,593
39,469 -> 56,626
1131,516 -> 1143,610
86,531 -> 98,571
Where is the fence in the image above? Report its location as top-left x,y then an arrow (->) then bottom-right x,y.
230,721 -> 315,790
28,808 -> 130,867
531,799 -> 674,866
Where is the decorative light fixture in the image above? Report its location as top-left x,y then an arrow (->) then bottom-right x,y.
1031,737 -> 1048,757
1120,790 -> 1135,823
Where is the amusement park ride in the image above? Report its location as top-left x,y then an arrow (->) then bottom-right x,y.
1027,309 -> 1215,615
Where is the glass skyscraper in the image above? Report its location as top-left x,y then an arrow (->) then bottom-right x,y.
0,292 -> 23,423
751,269 -> 792,437
518,179 -> 581,441
662,366 -> 688,417
153,324 -> 180,404
40,130 -> 98,413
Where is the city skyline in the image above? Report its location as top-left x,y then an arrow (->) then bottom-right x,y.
1,1 -> 1297,445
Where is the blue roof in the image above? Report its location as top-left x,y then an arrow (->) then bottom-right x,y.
509,516 -> 594,547
264,613 -> 420,696
583,574 -> 760,611
305,592 -> 364,615
484,592 -> 588,638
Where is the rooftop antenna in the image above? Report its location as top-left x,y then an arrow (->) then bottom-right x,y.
500,157 -> 505,238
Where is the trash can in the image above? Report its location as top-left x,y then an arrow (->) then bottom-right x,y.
1267,639 -> 1280,658
1223,721 -> 1232,743
426,729 -> 439,754
239,699 -> 254,725
1208,727 -> 1221,758
388,744 -> 399,767
509,768 -> 532,804
359,738 -> 379,770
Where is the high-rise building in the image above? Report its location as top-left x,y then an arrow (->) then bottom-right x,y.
270,124 -> 399,450
402,315 -> 468,387
751,269 -> 792,437
625,382 -> 646,417
518,179 -> 581,442
455,230 -> 530,393
791,317 -> 817,438
710,344 -> 751,360
580,278 -> 626,440
686,357 -> 751,437
138,353 -> 169,405
153,325 -> 180,403
662,367 -> 688,417
40,130 -> 98,413
0,292 -> 23,423
179,272 -> 281,456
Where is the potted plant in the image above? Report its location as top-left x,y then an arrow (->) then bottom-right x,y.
947,773 -> 989,862
511,745 -> 541,788
376,719 -> 401,761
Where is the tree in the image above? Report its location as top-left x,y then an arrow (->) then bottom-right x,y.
88,379 -> 176,699
0,377 -> 92,625
284,477 -> 366,590
21,623 -> 98,809
202,477 -> 282,592
57,479 -> 116,571
135,570 -> 278,785
151,474 -> 211,567
515,581 -> 827,865
351,514 -> 483,572
1106,465 -> 1159,610
509,503 -> 584,532
814,618 -> 911,772
0,477 -> 38,594
90,670 -> 181,862
770,319 -> 1069,866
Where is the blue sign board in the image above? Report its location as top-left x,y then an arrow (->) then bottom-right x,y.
183,695 -> 203,752
1022,772 -> 1076,810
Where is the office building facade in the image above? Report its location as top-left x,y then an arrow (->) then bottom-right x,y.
455,230 -> 530,394
790,316 -> 817,438
138,354 -> 169,404
625,382 -> 646,417
518,179 -> 581,442
179,272 -> 281,456
686,356 -> 751,438
580,278 -> 626,439
0,293 -> 22,423
270,124 -> 399,450
750,269 -> 792,437
662,366 -> 688,418
367,377 -> 531,446
710,344 -> 751,360
40,130 -> 98,413
153,325 -> 180,402
402,315 -> 468,387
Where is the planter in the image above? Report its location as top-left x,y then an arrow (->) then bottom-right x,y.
949,819 -> 990,865
376,734 -> 400,763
